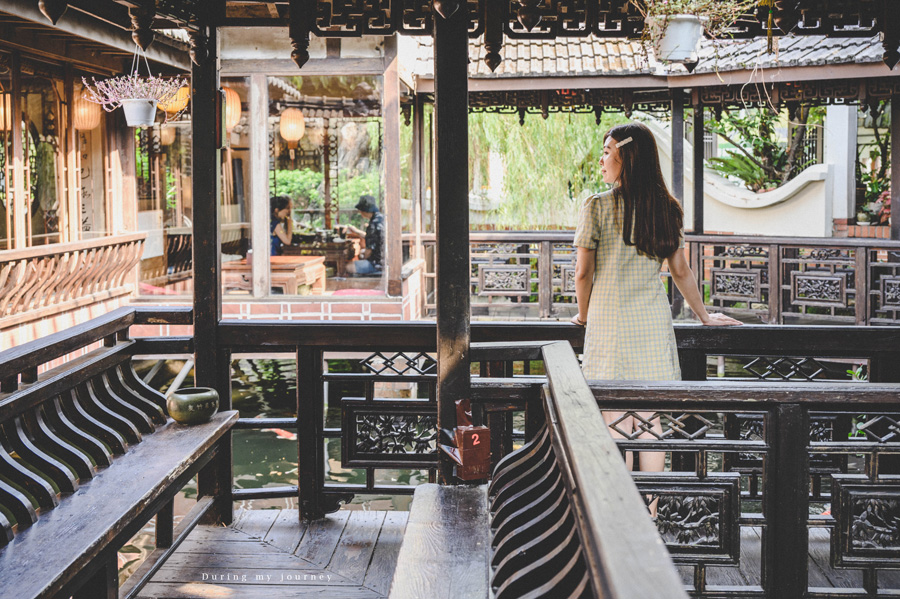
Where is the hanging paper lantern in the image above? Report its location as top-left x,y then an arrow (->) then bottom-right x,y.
279,108 -> 305,147
159,126 -> 176,146
0,94 -> 11,131
223,86 -> 242,131
73,94 -> 101,130
158,85 -> 190,115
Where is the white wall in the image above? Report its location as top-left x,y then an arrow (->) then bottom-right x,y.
824,105 -> 857,220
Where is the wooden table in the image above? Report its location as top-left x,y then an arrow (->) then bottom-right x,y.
283,239 -> 360,277
222,255 -> 326,295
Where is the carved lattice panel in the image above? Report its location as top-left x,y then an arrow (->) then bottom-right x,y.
361,352 -> 437,375
634,473 -> 742,565
881,277 -> 900,308
711,268 -> 761,302
341,399 -> 438,468
723,413 -> 845,474
790,271 -> 848,308
743,356 -> 831,381
560,265 -> 576,296
478,265 -> 531,297
831,475 -> 900,569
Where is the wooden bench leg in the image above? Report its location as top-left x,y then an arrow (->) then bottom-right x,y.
157,498 -> 174,548
199,436 -> 234,525
73,554 -> 117,599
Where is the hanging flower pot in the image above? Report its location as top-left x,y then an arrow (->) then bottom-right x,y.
120,98 -> 158,127
648,14 -> 704,63
81,45 -> 187,128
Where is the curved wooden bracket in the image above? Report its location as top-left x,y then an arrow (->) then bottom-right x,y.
129,3 -> 156,51
39,0 -> 68,25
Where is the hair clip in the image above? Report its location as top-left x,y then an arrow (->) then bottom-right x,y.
615,136 -> 633,149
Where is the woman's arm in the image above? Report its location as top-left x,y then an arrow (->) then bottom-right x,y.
274,221 -> 292,245
572,246 -> 596,325
666,249 -> 742,326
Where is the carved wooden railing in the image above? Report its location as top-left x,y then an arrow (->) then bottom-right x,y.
140,223 -> 248,289
0,233 -> 145,328
412,233 -> 900,325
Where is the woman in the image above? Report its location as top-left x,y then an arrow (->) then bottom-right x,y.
270,195 -> 293,256
572,122 -> 740,471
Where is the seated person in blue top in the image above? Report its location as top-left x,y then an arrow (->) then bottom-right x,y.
270,195 -> 293,256
344,195 -> 384,275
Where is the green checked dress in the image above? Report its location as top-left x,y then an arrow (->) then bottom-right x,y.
573,189 -> 682,381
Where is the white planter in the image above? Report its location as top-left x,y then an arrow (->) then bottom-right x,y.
649,14 -> 704,63
121,98 -> 158,127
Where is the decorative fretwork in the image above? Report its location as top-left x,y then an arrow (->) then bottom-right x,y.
791,271 -> 847,307
634,474 -> 742,565
722,246 -> 767,258
809,248 -> 845,260
831,477 -> 900,568
341,400 -> 438,467
478,265 -> 531,296
561,265 -> 576,295
606,412 -> 715,441
361,352 -> 437,375
743,356 -> 829,381
711,269 -> 761,302
855,416 -> 900,443
881,277 -> 900,308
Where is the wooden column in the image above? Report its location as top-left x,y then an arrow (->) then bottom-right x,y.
248,73 -> 270,296
434,3 -> 471,482
64,66 -> 78,243
671,93 -> 684,203
411,93 -> 425,261
191,24 -> 222,389
10,52 -> 25,249
383,34 -> 403,296
892,94 -> 900,240
693,105 -> 705,235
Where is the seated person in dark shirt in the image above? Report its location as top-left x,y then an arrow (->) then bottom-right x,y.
345,195 -> 384,275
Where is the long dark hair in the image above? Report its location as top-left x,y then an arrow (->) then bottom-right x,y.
270,195 -> 291,220
604,122 -> 684,260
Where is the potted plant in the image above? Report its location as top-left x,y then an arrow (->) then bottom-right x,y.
856,208 -> 872,226
630,0 -> 759,63
82,48 -> 187,128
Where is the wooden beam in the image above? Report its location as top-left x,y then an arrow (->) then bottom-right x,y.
383,35 -> 403,297
191,25 -> 223,389
433,3 -> 471,483
248,73 -> 271,296
670,93 -> 684,203
10,52 -> 25,249
693,104 -> 705,234
893,93 -> 900,241
220,58 -> 386,77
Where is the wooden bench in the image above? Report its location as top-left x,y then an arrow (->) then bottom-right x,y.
0,317 -> 236,598
389,483 -> 490,599
222,255 -> 326,294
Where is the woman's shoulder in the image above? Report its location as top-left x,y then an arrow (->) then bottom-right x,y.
581,189 -> 616,210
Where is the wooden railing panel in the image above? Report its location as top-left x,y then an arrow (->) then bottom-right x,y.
0,233 -> 145,327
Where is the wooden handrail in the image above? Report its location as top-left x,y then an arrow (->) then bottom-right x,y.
541,341 -> 688,599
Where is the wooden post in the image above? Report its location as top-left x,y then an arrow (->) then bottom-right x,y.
248,73 -> 271,297
11,52 -> 25,249
892,93 -> 900,241
412,93 -> 425,261
434,3 -> 471,483
383,34 -> 403,297
693,105 -> 705,235
671,93 -> 684,203
191,21 -> 229,525
64,66 -> 79,243
297,347 -> 325,519
764,404 -> 809,599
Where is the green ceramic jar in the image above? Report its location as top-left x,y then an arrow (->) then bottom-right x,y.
167,387 -> 219,425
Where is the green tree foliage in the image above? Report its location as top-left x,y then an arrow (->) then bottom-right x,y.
468,111 -> 629,228
705,106 -> 824,192
272,169 -> 324,210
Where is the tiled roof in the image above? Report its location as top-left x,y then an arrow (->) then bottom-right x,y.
403,34 -> 882,79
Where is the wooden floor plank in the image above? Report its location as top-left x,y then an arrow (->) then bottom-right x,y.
294,510 -> 352,568
265,509 -> 309,554
172,538 -> 273,555
807,526 -> 863,589
328,511 -> 386,583
233,508 -> 281,540
137,582 -> 381,598
363,511 -> 409,596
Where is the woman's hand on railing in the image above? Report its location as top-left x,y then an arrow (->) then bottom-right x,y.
700,312 -> 743,326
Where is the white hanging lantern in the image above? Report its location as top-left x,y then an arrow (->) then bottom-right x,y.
158,85 -> 190,115
279,108 -> 306,147
159,126 -> 176,146
73,94 -> 101,130
0,94 -> 11,131
223,86 -> 242,131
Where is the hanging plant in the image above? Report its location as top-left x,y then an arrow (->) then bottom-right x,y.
82,45 -> 187,128
630,0 -> 760,64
